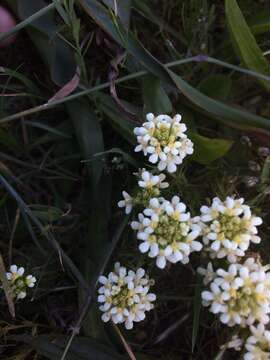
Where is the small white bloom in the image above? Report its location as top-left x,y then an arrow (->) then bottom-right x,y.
118,191 -> 133,214
243,323 -> 270,360
202,258 -> 270,327
132,196 -> 202,269
199,196 -> 262,263
197,262 -> 216,285
97,263 -> 156,330
5,264 -> 36,300
138,170 -> 169,190
134,113 -> 193,173
226,335 -> 243,351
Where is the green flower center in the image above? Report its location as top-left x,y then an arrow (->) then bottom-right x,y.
212,214 -> 249,241
152,124 -> 177,147
111,285 -> 134,309
133,188 -> 160,207
9,277 -> 27,297
227,285 -> 265,319
150,214 -> 189,248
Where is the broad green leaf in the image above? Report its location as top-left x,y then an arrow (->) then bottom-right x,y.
168,71 -> 270,132
189,132 -> 233,165
142,75 -> 172,115
66,99 -> 104,189
198,74 -> 232,101
225,0 -> 270,91
14,334 -> 126,360
97,94 -> 136,144
102,0 -> 131,29
79,0 -> 270,133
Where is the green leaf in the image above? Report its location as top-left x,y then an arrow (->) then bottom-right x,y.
66,99 -> 104,189
168,71 -> 270,132
189,132 -> 233,165
102,0 -> 131,29
142,75 -> 172,115
79,0 -> 270,133
14,334 -> 126,360
198,74 -> 232,101
97,94 -> 135,144
225,0 -> 270,91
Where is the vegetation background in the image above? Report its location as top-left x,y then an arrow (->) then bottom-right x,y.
1,0 -> 270,359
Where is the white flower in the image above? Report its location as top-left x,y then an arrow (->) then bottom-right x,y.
5,264 -> 36,300
226,335 -> 243,351
118,191 -> 133,214
202,258 -> 270,327
97,262 -> 156,330
132,196 -> 202,269
134,113 -> 193,173
25,275 -> 37,288
197,262 -> 216,285
244,324 -> 270,360
199,196 -> 262,263
138,170 -> 169,190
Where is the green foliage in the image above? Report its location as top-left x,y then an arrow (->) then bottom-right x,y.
226,0 -> 270,91
1,0 -> 270,359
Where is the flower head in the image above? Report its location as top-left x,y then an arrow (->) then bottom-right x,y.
197,262 -> 216,285
118,191 -> 133,214
244,323 -> 270,360
131,196 -> 202,269
138,170 -> 169,191
117,170 -> 169,214
97,262 -> 156,330
201,258 -> 270,327
5,264 -> 36,300
199,196 -> 262,263
134,113 -> 193,173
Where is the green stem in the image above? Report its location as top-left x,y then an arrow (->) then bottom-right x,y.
0,57 -> 197,124
2,55 -> 270,124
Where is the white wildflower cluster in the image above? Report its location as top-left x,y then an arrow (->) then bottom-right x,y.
5,264 -> 36,300
134,113 -> 193,173
131,196 -> 202,269
202,259 -> 270,327
117,169 -> 169,214
104,110 -> 268,345
97,262 -> 156,330
199,196 -> 262,263
227,324 -> 270,359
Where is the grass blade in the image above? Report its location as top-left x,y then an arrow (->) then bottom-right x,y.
225,0 -> 270,91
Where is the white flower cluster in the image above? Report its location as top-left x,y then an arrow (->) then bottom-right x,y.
5,264 -> 36,300
97,262 -> 156,330
117,169 -> 169,214
113,111 -> 268,343
200,196 -> 262,263
244,324 -> 270,360
131,196 -> 202,269
227,324 -> 270,359
202,259 -> 270,327
134,113 -> 193,173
